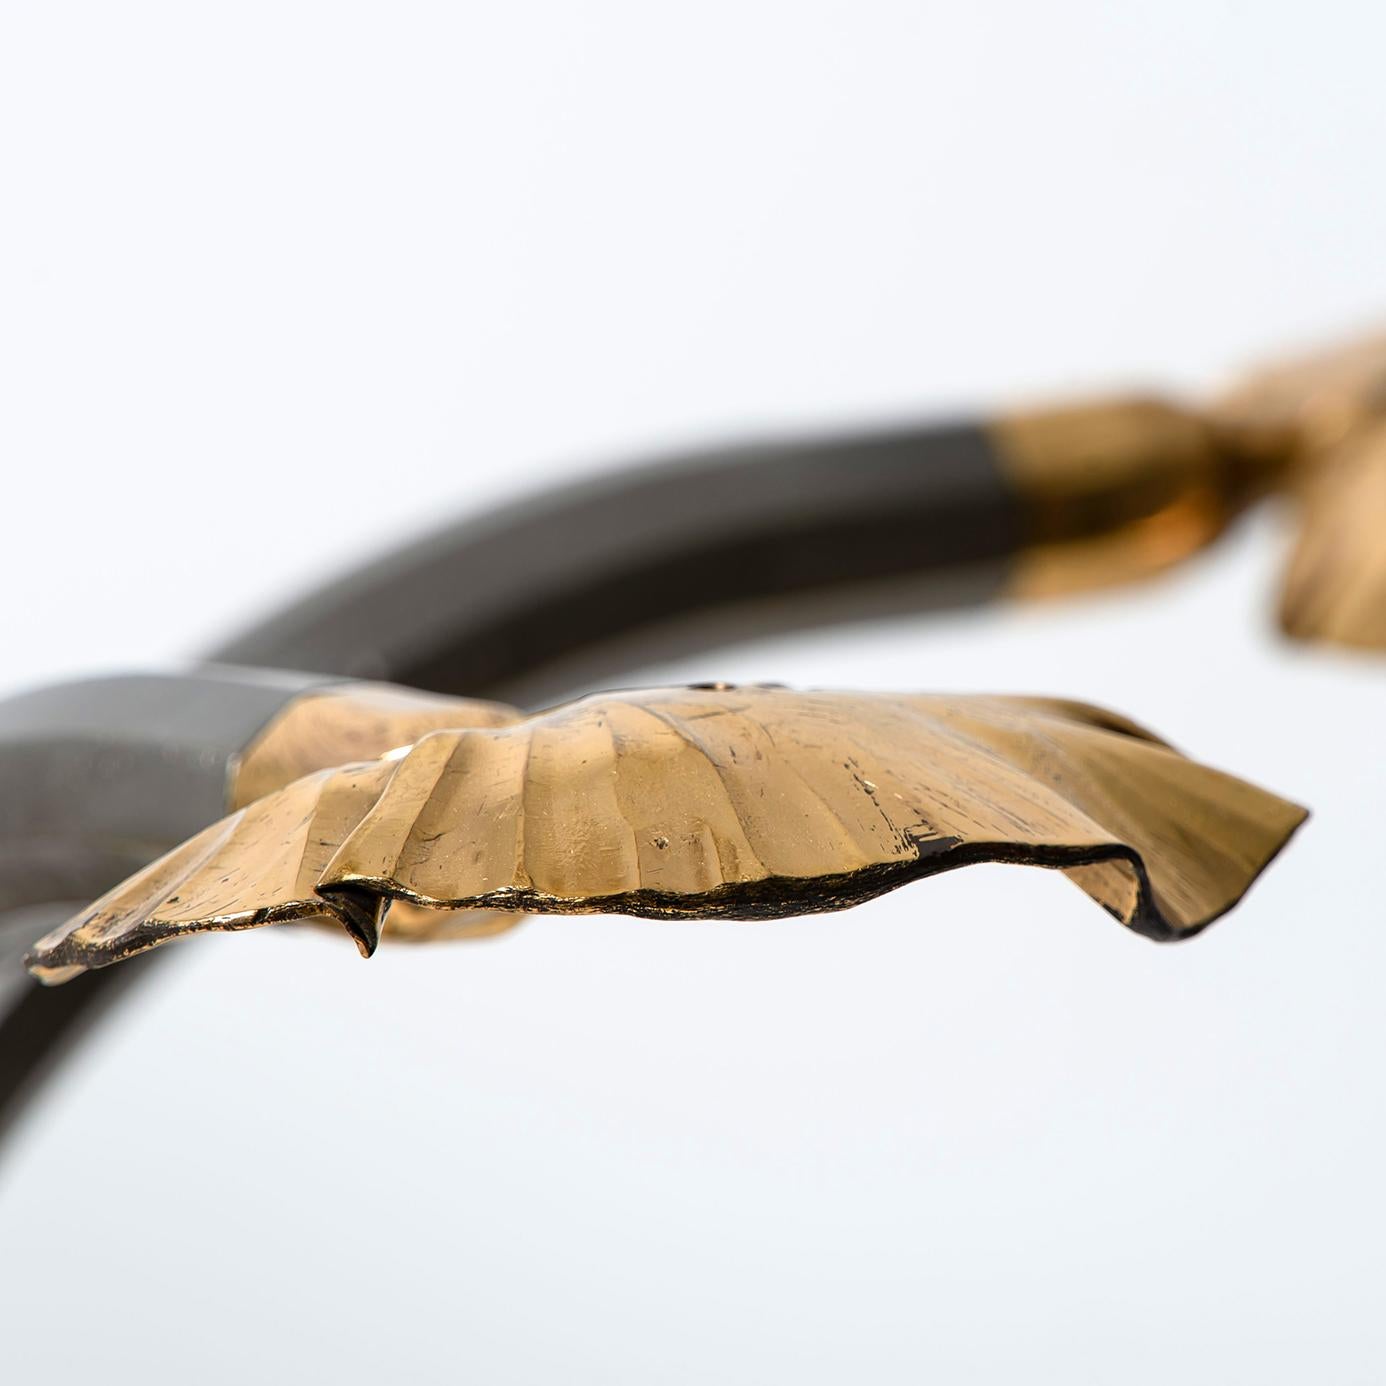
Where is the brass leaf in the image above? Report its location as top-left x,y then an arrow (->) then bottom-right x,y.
28,686 -> 1307,983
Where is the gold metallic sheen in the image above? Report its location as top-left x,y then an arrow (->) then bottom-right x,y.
1211,330 -> 1386,459
231,682 -> 525,944
1279,421 -> 1386,649
992,399 -> 1242,599
1209,328 -> 1386,651
29,760 -> 398,983
231,681 -> 518,809
27,685 -> 1306,983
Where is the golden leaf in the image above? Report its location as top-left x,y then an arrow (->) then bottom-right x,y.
28,685 -> 1306,983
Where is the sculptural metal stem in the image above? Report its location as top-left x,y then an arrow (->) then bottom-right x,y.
6,320 -> 1382,1144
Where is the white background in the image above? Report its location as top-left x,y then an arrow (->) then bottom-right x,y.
2,3 -> 1384,1381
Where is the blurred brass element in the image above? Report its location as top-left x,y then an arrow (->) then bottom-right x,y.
1279,421 -> 1386,649
991,333 -> 1386,647
232,681 -> 526,945
1210,327 -> 1386,650
1004,501 -> 1229,601
996,399 -> 1221,538
1212,330 -> 1386,458
993,399 -> 1246,599
27,685 -> 1306,983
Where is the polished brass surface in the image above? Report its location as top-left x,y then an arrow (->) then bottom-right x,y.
28,760 -> 397,985
231,681 -> 518,808
27,685 -> 1306,982
993,399 -> 1247,599
1279,421 -> 1386,649
231,681 -> 525,944
995,399 -> 1222,537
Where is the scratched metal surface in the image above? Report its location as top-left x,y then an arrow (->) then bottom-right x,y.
4,3 -> 1386,1381
25,686 -> 1305,985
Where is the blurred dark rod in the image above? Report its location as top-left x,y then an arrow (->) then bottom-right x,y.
214,420 -> 1018,703
0,418 -> 1023,1149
